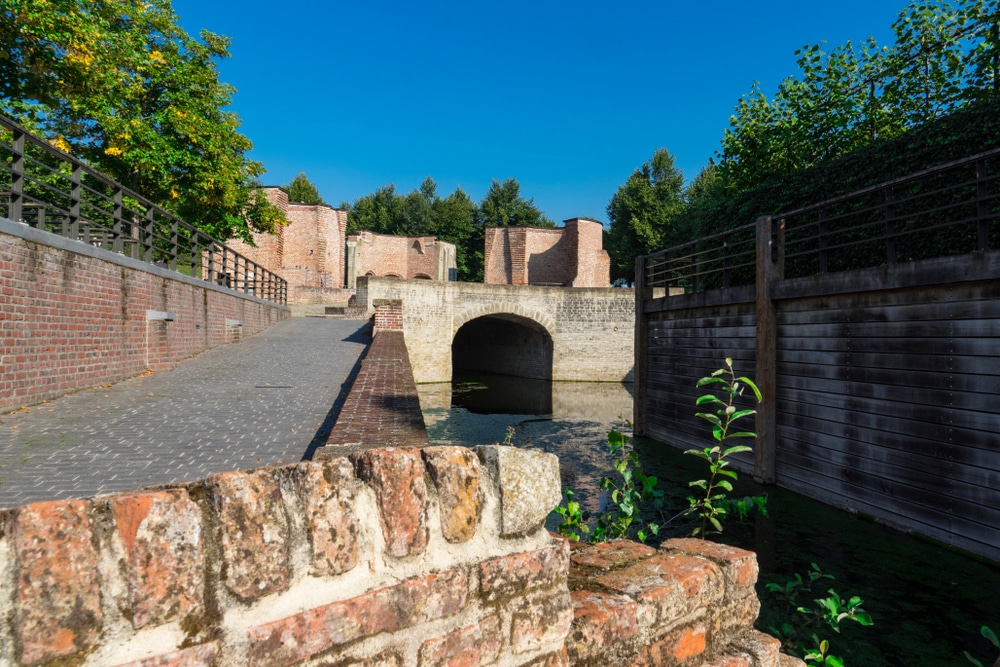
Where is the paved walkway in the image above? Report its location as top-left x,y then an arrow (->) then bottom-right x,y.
0,317 -> 370,509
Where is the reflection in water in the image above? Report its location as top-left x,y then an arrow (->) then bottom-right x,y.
417,375 -> 1000,667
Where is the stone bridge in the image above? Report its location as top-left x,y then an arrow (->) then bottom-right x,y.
355,277 -> 635,385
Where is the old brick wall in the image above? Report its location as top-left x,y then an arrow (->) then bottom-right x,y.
0,220 -> 289,413
0,443 -> 571,667
484,221 -> 610,288
357,277 -> 634,384
0,451 -> 791,667
346,232 -> 457,286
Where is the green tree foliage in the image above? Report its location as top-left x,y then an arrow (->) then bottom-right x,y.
606,149 -> 687,284
0,0 -> 284,242
284,172 -> 325,205
432,187 -> 478,281
718,0 -> 1000,193
476,178 -> 554,229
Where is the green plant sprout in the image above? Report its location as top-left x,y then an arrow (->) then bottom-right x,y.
965,625 -> 1000,667
765,563 -> 874,667
685,357 -> 766,537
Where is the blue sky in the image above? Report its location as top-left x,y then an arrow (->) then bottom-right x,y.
171,1 -> 904,224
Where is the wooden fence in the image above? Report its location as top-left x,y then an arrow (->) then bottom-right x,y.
634,150 -> 1000,561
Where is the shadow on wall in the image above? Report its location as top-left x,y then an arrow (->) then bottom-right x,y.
452,314 -> 553,381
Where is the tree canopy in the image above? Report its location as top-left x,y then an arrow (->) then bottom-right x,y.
284,172 -> 325,205
605,149 -> 687,285
0,0 -> 284,242
717,0 -> 1000,192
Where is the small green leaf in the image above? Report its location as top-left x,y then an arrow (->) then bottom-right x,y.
983,625 -> 999,647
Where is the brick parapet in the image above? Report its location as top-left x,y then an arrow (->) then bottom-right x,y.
483,221 -> 610,288
0,443 -> 572,667
0,221 -> 289,413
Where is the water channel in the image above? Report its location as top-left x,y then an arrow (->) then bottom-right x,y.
417,372 -> 1000,667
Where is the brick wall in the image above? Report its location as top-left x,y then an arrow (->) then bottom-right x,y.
346,232 -> 457,285
0,446 -> 791,667
0,220 -> 289,413
484,220 -> 610,288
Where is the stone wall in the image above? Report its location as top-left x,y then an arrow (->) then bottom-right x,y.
357,277 -> 634,384
484,220 -> 610,288
0,445 -> 791,667
0,219 -> 289,413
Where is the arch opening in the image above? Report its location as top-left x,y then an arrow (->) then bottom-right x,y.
452,314 -> 553,381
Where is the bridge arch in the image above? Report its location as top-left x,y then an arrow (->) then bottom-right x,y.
451,305 -> 555,381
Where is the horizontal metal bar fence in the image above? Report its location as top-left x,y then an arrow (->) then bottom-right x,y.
640,148 -> 1000,290
0,113 -> 287,305
642,222 -> 756,292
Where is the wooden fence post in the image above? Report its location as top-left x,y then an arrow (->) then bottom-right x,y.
633,255 -> 650,436
755,215 -> 783,483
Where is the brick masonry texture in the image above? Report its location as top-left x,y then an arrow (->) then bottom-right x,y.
0,220 -> 289,413
322,330 -> 429,450
0,463 -> 791,667
356,277 -> 635,384
484,219 -> 610,288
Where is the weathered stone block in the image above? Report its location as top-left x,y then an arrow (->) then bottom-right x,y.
478,445 -> 561,536
517,647 -> 570,667
418,615 -> 501,667
633,624 -> 707,666
110,642 -> 219,667
247,569 -> 467,667
664,538 -> 758,596
731,631 -> 784,667
569,539 -> 656,572
422,446 -> 482,543
509,590 -> 573,654
207,468 -> 290,600
328,651 -> 404,667
701,656 -> 750,667
594,552 -> 724,633
290,458 -> 359,576
110,490 -> 204,629
11,499 -> 102,665
352,447 -> 429,557
479,542 -> 570,603
567,590 -> 638,663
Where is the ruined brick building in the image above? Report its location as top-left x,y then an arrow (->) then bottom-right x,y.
483,218 -> 610,287
229,189 -> 610,303
227,187 -> 457,305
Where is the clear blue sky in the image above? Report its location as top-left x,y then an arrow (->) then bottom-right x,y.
171,0 -> 904,224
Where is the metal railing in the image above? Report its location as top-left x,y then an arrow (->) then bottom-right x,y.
641,148 -> 1000,291
641,223 -> 757,292
0,113 -> 287,305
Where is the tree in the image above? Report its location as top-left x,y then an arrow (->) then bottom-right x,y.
477,178 -> 554,228
606,149 -> 686,285
285,172 -> 325,204
0,0 -> 284,242
345,184 -> 405,235
716,0 -> 1000,193
432,187 -> 478,281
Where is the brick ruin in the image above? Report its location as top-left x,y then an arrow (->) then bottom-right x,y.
225,188 -> 457,306
0,443 -> 793,667
484,219 -> 610,288
345,231 -> 458,287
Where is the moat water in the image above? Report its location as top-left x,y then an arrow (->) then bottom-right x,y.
417,372 -> 1000,667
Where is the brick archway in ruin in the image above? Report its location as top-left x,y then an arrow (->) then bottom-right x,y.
357,277 -> 634,384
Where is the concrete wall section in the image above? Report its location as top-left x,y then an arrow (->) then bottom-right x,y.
358,277 -> 634,384
0,219 -> 289,413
